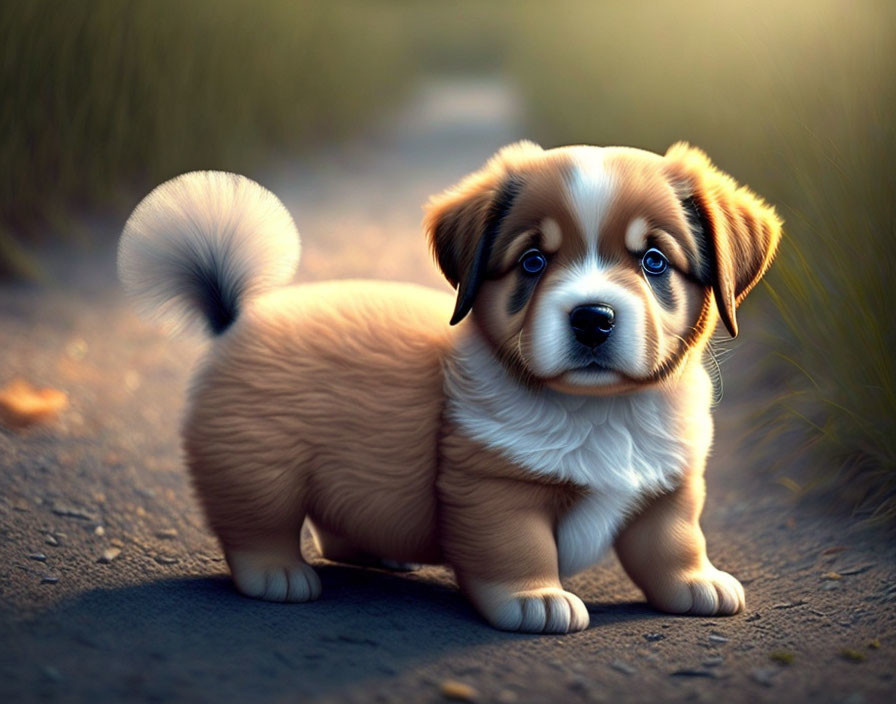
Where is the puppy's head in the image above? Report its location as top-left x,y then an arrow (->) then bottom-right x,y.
425,141 -> 782,394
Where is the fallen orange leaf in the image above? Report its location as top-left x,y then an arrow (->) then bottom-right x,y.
0,378 -> 68,429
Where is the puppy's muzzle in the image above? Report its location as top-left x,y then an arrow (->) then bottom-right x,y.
569,304 -> 615,348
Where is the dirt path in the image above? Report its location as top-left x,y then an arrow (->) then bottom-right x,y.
1,77 -> 893,704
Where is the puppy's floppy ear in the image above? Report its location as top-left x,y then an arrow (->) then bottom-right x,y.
424,141 -> 540,325
664,142 -> 782,338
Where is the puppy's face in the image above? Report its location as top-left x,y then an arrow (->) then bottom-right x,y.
426,142 -> 781,394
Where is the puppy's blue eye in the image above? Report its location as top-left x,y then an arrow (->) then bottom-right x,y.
641,248 -> 668,276
520,250 -> 547,275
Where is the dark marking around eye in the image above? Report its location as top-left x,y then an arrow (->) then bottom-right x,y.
646,271 -> 678,311
508,268 -> 540,316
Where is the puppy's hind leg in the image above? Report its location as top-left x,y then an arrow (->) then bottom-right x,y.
226,538 -> 321,604
189,450 -> 321,603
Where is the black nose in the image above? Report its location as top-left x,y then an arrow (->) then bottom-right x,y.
569,304 -> 615,347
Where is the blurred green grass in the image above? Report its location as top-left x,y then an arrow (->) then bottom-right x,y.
0,0 -> 416,275
1,0 -> 893,521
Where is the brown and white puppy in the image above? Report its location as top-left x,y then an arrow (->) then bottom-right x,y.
118,141 -> 781,633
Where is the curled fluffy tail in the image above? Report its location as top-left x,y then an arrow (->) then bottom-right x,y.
117,171 -> 300,335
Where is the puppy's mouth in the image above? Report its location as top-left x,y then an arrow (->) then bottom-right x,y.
574,361 -> 614,374
563,360 -> 624,385
568,349 -> 618,375
543,355 -> 645,395
559,354 -> 640,389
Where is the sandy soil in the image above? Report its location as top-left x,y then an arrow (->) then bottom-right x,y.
1,77 -> 893,704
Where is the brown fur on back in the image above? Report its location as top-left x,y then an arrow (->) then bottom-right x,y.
184,280 -> 454,563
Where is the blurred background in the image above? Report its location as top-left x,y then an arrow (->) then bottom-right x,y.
1,0 -> 894,524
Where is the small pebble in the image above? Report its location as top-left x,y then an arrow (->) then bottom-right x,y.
702,655 -> 724,668
644,633 -> 665,642
51,502 -> 95,521
567,675 -> 589,692
28,553 -> 47,562
822,572 -> 842,580
44,534 -> 59,546
66,338 -> 87,360
610,660 -> 635,675
769,650 -> 794,665
124,370 -> 141,392
840,564 -> 874,576
41,665 -> 62,682
98,547 -> 121,564
335,633 -> 377,646
154,555 -> 178,565
41,575 -> 59,584
94,526 -> 105,536
671,668 -> 718,679
821,545 -> 849,555
156,528 -> 178,539
751,667 -> 778,687
841,649 -> 866,663
708,633 -> 729,644
772,599 -> 807,609
439,679 -> 478,701
842,693 -> 867,704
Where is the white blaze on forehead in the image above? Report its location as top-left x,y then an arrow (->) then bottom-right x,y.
566,147 -> 615,253
625,217 -> 649,252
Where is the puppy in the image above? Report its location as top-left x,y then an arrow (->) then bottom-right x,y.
118,141 -> 781,633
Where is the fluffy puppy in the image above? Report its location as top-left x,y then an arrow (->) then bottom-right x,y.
118,141 -> 781,633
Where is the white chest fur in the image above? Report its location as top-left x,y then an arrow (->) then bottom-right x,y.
444,327 -> 713,577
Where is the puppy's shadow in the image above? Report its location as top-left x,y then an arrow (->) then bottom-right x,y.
10,563 -> 660,701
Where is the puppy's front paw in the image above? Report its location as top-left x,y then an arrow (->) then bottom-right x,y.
651,567 -> 745,616
483,587 -> 590,634
228,551 -> 322,603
